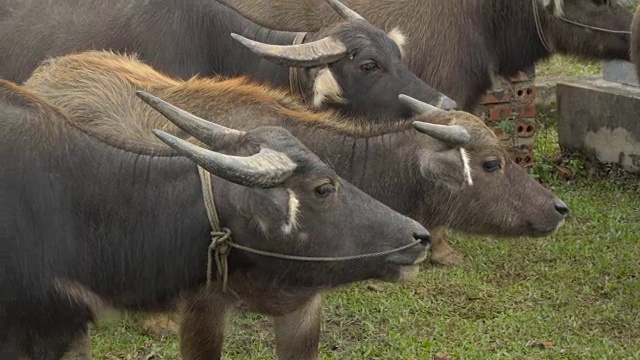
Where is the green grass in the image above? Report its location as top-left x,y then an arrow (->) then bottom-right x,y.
86,56 -> 640,359
535,55 -> 602,79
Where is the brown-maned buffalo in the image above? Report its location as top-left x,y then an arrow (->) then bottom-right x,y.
23,50 -> 569,359
0,79 -> 431,360
219,0 -> 634,111
0,0 -> 456,120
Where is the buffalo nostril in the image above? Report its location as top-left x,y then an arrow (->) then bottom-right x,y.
438,97 -> 458,111
554,198 -> 569,216
413,230 -> 431,247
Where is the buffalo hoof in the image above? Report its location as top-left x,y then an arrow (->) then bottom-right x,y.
430,241 -> 464,267
426,228 -> 465,267
134,313 -> 180,338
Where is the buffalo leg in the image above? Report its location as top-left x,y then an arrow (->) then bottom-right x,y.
59,325 -> 92,360
23,324 -> 86,360
179,290 -> 229,360
273,293 -> 323,360
429,227 -> 464,266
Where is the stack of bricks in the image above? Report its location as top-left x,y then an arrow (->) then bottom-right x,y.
473,65 -> 538,169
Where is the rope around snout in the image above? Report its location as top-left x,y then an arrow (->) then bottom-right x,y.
197,166 -> 425,293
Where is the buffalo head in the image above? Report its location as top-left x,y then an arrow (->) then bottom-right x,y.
137,91 -> 430,286
230,0 -> 457,120
540,0 -> 632,60
399,95 -> 569,238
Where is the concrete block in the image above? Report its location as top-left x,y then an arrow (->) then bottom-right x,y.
602,60 -> 640,88
557,78 -> 640,173
534,75 -> 600,116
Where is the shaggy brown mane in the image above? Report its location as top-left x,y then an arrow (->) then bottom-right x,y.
0,79 -> 89,148
23,51 -> 420,155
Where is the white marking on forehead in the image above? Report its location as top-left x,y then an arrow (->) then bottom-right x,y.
387,27 -> 407,58
460,148 -> 473,186
281,189 -> 300,234
312,68 -> 345,108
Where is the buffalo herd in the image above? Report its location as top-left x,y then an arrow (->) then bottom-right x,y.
0,0 -> 636,359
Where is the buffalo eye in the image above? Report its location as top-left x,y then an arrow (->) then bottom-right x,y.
483,159 -> 502,172
314,182 -> 336,198
360,61 -> 379,73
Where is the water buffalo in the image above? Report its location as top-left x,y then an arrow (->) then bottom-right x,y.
23,50 -> 569,357
0,79 -> 432,359
219,0 -> 634,111
631,6 -> 640,80
0,0 -> 456,121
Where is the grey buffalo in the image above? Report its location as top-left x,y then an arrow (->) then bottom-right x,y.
0,0 -> 456,120
22,50 -> 570,359
220,0 -> 634,111
0,79 -> 431,360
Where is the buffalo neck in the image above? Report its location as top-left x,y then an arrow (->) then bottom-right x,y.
486,0 -> 551,78
12,114 -> 242,311
203,1 -> 303,90
298,127 -> 426,219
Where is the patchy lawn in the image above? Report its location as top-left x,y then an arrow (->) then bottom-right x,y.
535,55 -> 602,79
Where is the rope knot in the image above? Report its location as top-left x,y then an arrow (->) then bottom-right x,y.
207,227 -> 233,293
211,228 -> 231,254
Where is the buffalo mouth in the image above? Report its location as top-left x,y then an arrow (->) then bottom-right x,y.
381,250 -> 428,282
529,217 -> 566,237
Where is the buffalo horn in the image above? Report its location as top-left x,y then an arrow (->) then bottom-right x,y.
412,121 -> 471,148
136,91 -> 244,147
231,33 -> 347,68
325,0 -> 366,22
153,129 -> 298,188
398,94 -> 445,116
400,95 -> 470,147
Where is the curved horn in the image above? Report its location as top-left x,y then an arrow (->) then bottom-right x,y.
398,94 -> 445,116
136,91 -> 244,147
153,129 -> 297,188
325,0 -> 366,22
412,121 -> 471,148
231,33 -> 347,68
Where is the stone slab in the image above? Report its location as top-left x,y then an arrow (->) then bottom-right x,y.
602,60 -> 640,88
556,78 -> 640,173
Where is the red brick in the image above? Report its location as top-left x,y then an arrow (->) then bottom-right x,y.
513,87 -> 537,101
489,105 -> 512,121
514,104 -> 536,118
512,148 -> 535,168
515,120 -> 536,138
479,90 -> 512,104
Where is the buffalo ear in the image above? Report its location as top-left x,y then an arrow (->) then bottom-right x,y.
418,148 -> 470,191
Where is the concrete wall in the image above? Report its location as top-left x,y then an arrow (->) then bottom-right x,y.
556,72 -> 640,173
